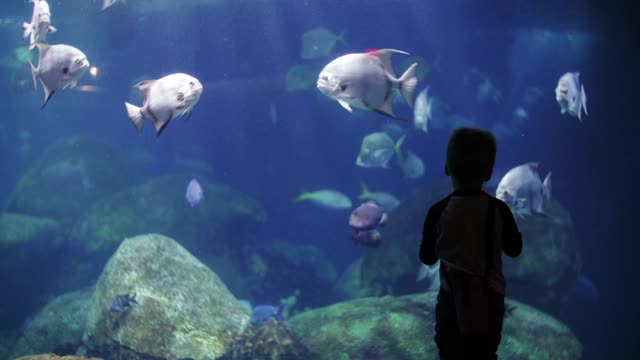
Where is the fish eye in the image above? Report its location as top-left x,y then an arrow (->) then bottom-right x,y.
177,93 -> 185,101
189,81 -> 194,86
62,67 -> 69,74
340,84 -> 348,91
321,75 -> 328,81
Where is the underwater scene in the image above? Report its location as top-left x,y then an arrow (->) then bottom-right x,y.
0,0 -> 636,359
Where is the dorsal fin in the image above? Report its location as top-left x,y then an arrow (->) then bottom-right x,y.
33,43 -> 50,65
366,49 -> 410,79
134,80 -> 155,104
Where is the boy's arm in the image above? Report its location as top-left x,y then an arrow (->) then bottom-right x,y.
497,201 -> 523,257
419,207 -> 439,265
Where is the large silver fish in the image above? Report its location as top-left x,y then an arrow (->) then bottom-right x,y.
29,44 -> 90,108
125,73 -> 203,137
496,162 -> 551,217
555,72 -> 587,122
317,49 -> 418,121
22,0 -> 57,49
413,86 -> 433,133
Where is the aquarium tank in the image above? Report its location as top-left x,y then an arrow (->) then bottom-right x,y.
0,0 -> 636,359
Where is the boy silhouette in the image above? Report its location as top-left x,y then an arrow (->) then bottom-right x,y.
419,128 -> 522,360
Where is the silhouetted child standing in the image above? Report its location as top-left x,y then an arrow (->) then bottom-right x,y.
419,128 -> 522,360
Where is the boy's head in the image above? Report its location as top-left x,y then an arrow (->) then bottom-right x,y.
445,127 -> 497,186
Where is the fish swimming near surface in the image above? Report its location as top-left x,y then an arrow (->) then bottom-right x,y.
356,132 -> 405,169
413,87 -> 433,133
107,293 -> 138,313
358,182 -> 400,212
23,0 -> 57,49
185,178 -> 204,207
301,27 -> 347,60
496,162 -> 551,217
295,189 -> 352,209
555,72 -> 587,122
29,43 -> 90,108
317,49 -> 418,121
125,73 -> 203,137
250,304 -> 285,325
101,0 -> 127,13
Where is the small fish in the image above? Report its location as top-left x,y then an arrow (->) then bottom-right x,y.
317,49 -> 418,121
351,229 -> 382,248
356,132 -> 405,169
413,87 -> 433,133
398,150 -> 425,179
125,73 -> 203,137
301,27 -> 347,60
555,72 -> 587,122
349,201 -> 388,231
416,261 -> 441,291
107,293 -> 138,313
23,0 -> 57,49
29,43 -> 90,108
185,178 -> 204,207
101,0 -> 127,13
250,304 -> 285,325
514,106 -> 528,120
295,190 -> 352,209
285,64 -> 320,92
496,162 -> 551,217
358,182 -> 400,212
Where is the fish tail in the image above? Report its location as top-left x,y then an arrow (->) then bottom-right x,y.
358,181 -> 370,200
399,63 -> 418,108
581,84 -> 588,119
125,102 -> 144,135
294,192 -> 309,202
543,171 -> 552,202
394,134 -> 406,163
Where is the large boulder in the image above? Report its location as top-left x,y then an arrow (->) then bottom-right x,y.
82,233 -> 250,360
338,182 -> 581,313
4,136 -> 141,224
10,288 -> 93,359
287,292 -> 582,360
70,174 -> 266,255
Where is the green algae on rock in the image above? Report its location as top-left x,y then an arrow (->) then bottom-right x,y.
82,233 -> 251,360
70,174 -> 266,254
287,292 -> 582,360
10,288 -> 94,359
0,212 -> 60,248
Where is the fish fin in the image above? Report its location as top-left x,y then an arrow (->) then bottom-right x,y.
69,81 -> 78,89
48,25 -> 57,33
416,264 -> 429,282
134,80 -> 155,104
543,171 -> 552,202
23,22 -> 31,39
101,0 -> 113,12
153,115 -> 173,137
367,49 -> 410,78
581,84 -> 588,119
33,43 -> 49,65
374,89 -> 405,121
358,181 -> 369,200
561,107 -> 566,115
125,102 -> 145,135
29,60 -> 38,90
373,108 -> 405,121
527,162 -> 540,170
398,63 -> 418,108
41,88 -> 55,109
337,99 -> 352,112
394,134 -> 406,162
185,109 -> 192,121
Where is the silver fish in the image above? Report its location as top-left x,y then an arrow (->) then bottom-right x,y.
496,162 -> 551,217
29,44 -> 90,108
185,178 -> 204,207
356,132 -> 405,169
555,72 -> 587,122
317,49 -> 418,121
101,0 -> 127,13
413,87 -> 433,133
23,0 -> 57,49
125,73 -> 203,137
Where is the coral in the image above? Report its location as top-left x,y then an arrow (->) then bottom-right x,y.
224,319 -> 309,360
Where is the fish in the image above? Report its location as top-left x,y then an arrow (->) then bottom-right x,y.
317,49 -> 418,121
301,27 -> 347,60
295,190 -> 352,209
22,0 -> 57,49
285,64 -> 320,92
185,178 -> 204,207
398,55 -> 440,82
413,87 -> 433,133
514,106 -> 528,120
358,182 -> 400,212
380,122 -> 407,142
495,162 -> 551,217
29,43 -> 90,108
107,293 -> 138,312
416,261 -> 440,291
555,72 -> 587,122
101,0 -> 127,13
250,304 -> 285,325
125,73 -> 203,137
349,201 -> 388,231
464,69 -> 502,104
356,132 -> 405,169
351,229 -> 382,248
398,150 -> 425,179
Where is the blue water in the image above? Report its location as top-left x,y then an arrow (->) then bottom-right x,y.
1,0 -> 637,359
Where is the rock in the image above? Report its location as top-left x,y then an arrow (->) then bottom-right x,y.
0,330 -> 20,360
287,292 -> 582,360
221,319 -> 309,360
83,234 -> 251,360
15,355 -> 101,360
0,213 -> 61,248
70,174 -> 266,255
10,288 -> 93,359
4,136 -> 141,224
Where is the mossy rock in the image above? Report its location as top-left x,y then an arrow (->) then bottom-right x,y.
4,136 -> 142,224
10,288 -> 93,359
83,233 -> 250,360
287,292 -> 582,360
70,174 -> 266,255
0,212 -> 60,248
